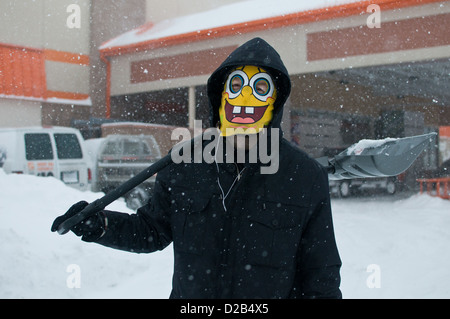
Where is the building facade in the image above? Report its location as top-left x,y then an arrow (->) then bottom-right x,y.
0,0 -> 92,127
0,0 -> 146,129
99,0 -> 449,161
1,0 -> 449,174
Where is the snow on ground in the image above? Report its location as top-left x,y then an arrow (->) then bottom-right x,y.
1,168 -> 450,299
333,194 -> 450,298
0,169 -> 173,299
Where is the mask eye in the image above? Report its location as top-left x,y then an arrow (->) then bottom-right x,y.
230,75 -> 244,94
254,78 -> 269,96
225,70 -> 249,99
249,73 -> 274,102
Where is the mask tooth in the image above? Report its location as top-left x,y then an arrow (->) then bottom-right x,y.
245,107 -> 254,114
232,106 -> 241,114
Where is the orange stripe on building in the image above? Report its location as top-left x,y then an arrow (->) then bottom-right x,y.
0,43 -> 46,98
21,50 -> 33,97
440,126 -> 450,138
0,43 -> 90,101
100,53 -> 111,118
46,90 -> 90,101
44,49 -> 90,65
99,0 -> 444,57
39,50 -> 48,99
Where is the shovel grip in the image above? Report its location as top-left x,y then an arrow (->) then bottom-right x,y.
57,199 -> 105,235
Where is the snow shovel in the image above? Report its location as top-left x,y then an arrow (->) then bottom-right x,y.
55,132 -> 436,235
321,132 -> 437,180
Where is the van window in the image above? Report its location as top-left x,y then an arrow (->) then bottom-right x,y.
25,133 -> 53,160
54,133 -> 83,159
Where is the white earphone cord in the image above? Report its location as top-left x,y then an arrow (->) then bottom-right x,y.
214,137 -> 246,212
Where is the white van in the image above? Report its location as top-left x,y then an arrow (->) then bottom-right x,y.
0,126 -> 90,191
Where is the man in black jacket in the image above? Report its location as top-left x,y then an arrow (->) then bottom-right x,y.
52,37 -> 342,299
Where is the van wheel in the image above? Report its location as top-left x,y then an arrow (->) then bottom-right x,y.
338,181 -> 351,198
125,186 -> 150,210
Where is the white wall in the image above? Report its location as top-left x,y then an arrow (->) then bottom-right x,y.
0,99 -> 42,127
0,0 -> 90,53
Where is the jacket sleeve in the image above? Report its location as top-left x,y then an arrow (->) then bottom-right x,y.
294,165 -> 342,299
94,167 -> 173,253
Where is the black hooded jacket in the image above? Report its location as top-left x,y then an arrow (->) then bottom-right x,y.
96,38 -> 342,299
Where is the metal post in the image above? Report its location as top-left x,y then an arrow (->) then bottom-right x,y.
188,86 -> 196,129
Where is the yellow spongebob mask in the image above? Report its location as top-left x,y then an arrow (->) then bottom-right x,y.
219,65 -> 277,136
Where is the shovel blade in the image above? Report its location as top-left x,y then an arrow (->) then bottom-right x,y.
330,133 -> 436,179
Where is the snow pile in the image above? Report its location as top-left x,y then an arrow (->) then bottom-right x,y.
0,169 -> 173,299
1,168 -> 450,298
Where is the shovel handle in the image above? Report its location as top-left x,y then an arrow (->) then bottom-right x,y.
57,153 -> 174,235
56,134 -> 204,235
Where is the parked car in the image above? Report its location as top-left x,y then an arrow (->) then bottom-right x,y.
0,126 -> 90,191
89,134 -> 162,209
329,176 -> 400,198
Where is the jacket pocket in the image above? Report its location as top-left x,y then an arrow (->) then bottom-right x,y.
171,191 -> 210,255
244,201 -> 305,268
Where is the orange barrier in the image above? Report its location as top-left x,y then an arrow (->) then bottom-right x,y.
417,177 -> 450,200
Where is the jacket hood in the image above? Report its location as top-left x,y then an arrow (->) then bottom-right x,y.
207,37 -> 291,131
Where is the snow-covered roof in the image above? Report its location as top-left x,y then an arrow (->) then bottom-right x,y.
99,0 -> 364,54
0,94 -> 92,106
